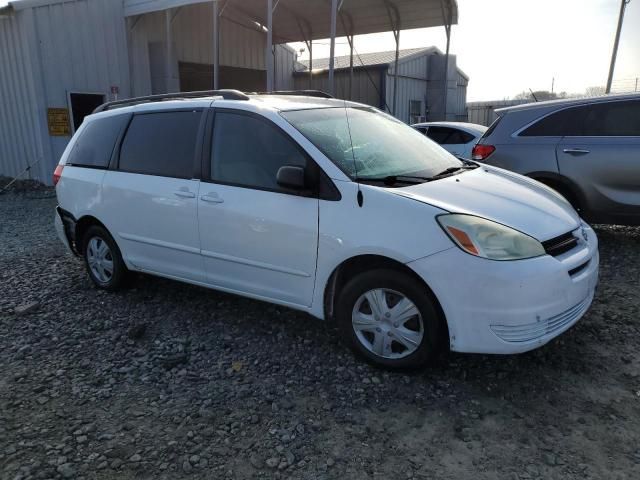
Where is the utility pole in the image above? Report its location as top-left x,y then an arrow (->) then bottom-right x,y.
551,77 -> 555,94
606,0 -> 631,94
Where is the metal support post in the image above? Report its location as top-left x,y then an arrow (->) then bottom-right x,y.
266,0 -> 274,91
213,1 -> 219,89
328,0 -> 338,96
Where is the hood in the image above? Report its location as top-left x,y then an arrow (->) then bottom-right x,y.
391,166 -> 580,241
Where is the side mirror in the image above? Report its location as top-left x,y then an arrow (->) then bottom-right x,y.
276,165 -> 306,190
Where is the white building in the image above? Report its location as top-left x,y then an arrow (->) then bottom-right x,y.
0,0 -> 459,184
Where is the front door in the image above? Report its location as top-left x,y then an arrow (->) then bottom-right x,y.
556,99 -> 640,222
100,109 -> 205,282
198,110 -> 319,307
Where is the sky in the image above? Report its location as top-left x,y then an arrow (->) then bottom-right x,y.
290,0 -> 640,101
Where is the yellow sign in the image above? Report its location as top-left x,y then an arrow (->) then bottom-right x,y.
47,108 -> 71,136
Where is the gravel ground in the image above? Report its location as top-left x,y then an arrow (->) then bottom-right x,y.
1,190 -> 640,480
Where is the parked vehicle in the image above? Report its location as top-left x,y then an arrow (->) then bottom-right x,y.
411,121 -> 487,158
472,93 -> 640,225
54,91 -> 599,368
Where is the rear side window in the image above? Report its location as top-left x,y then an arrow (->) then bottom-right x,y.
582,100 -> 640,136
482,116 -> 502,139
520,107 -> 586,137
66,114 -> 128,168
427,126 -> 474,144
118,111 -> 202,178
210,112 -> 308,192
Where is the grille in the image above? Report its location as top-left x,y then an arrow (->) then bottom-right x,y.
542,231 -> 578,257
490,294 -> 592,343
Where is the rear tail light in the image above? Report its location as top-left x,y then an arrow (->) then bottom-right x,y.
471,144 -> 496,161
53,165 -> 64,186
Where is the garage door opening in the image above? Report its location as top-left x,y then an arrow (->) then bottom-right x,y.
68,92 -> 106,132
179,62 -> 266,93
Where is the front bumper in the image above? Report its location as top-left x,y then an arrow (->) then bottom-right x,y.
408,224 -> 599,354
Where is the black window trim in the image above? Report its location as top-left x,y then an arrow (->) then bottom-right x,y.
202,107 -> 341,201
113,108 -> 206,180
514,98 -> 640,138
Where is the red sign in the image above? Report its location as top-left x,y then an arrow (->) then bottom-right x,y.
110,85 -> 119,95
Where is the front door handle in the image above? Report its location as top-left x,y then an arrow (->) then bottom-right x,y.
174,190 -> 196,198
563,148 -> 590,155
201,194 -> 224,204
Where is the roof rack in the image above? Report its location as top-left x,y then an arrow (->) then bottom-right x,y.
93,89 -> 250,113
252,90 -> 334,99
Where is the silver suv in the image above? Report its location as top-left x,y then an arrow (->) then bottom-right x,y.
472,93 -> 640,225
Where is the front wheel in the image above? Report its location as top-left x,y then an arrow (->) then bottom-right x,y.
336,269 -> 444,368
82,225 -> 128,291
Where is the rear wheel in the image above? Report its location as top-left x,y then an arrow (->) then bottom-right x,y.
82,225 -> 128,291
336,269 -> 444,368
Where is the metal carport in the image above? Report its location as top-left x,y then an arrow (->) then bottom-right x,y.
124,0 -> 458,115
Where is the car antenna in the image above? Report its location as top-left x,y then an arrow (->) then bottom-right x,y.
343,99 -> 364,207
529,88 -> 539,102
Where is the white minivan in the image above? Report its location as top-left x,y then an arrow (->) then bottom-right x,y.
54,91 -> 599,368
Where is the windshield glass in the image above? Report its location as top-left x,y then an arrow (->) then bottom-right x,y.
281,106 -> 461,180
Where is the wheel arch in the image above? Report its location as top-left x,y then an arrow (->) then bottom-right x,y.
75,215 -> 119,255
526,171 -> 587,213
322,254 -> 449,345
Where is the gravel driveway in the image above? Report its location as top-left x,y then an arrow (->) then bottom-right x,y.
1,190 -> 640,480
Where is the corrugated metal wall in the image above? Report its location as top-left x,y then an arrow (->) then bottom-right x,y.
130,3 -> 295,95
0,11 -> 45,182
426,53 -> 467,121
467,99 -> 528,126
385,54 -> 429,123
274,44 -> 295,90
0,0 -> 130,184
0,0 -> 296,184
293,68 -> 383,107
454,72 -> 469,121
292,51 -> 467,125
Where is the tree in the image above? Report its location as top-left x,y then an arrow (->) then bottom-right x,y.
585,86 -> 606,97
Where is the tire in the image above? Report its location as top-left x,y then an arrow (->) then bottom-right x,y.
336,269 -> 444,369
82,225 -> 128,291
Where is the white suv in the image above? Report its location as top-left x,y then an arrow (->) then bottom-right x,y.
54,90 -> 599,368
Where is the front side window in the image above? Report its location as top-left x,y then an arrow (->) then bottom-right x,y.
211,112 -> 308,191
118,110 -> 202,178
282,107 -> 461,180
66,114 -> 128,168
582,100 -> 640,136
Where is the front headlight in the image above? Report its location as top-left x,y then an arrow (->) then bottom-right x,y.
437,214 -> 545,261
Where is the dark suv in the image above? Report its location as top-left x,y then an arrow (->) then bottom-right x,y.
472,93 -> 640,225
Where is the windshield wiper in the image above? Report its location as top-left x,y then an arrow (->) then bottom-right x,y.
361,175 -> 432,186
430,164 -> 479,180
361,162 -> 479,186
